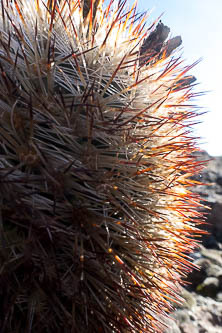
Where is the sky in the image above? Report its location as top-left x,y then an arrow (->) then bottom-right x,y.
128,0 -> 222,156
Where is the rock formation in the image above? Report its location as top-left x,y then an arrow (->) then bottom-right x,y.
165,151 -> 222,333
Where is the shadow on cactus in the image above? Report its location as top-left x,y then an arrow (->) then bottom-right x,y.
0,0 -> 206,332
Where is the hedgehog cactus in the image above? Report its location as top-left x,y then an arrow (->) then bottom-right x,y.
0,0 -> 205,332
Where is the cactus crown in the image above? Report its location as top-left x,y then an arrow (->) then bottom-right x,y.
0,0 -> 204,332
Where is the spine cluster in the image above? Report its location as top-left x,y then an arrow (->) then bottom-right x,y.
0,1 -> 205,332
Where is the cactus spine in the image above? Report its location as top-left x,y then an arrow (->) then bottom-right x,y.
0,0 -> 204,332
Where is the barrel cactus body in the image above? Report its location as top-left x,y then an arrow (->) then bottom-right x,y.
0,1 -> 204,332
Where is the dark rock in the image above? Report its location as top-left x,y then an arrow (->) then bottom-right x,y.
208,202 -> 222,242
217,176 -> 222,186
186,258 -> 209,289
163,152 -> 222,332
202,234 -> 219,249
196,277 -> 219,298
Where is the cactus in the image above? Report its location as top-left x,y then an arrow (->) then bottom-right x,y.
0,0 -> 205,332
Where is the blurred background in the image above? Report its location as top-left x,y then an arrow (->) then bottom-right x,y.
128,0 -> 222,156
